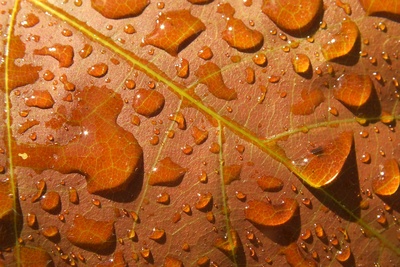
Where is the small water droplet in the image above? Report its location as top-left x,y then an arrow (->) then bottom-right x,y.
132,88 -> 165,118
68,187 -> 79,204
87,63 -> 108,77
26,212 -> 37,228
314,223 -> 326,239
292,54 -> 311,74
195,192 -> 213,211
252,53 -> 267,66
300,229 -> 312,241
245,67 -> 255,84
20,13 -> 40,28
156,192 -> 170,205
336,0 -> 352,15
335,245 -> 352,263
209,142 -> 220,154
182,203 -> 192,215
79,44 -> 92,58
42,225 -> 60,240
148,157 -> 187,186
140,247 -> 152,262
149,228 -> 165,241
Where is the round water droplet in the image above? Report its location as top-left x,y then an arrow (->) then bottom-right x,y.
252,53 -> 267,66
198,46 -> 213,60
209,142 -> 220,154
292,54 -> 311,74
321,18 -> 360,61
132,88 -> 165,118
372,159 -> 399,196
34,44 -> 74,67
143,10 -> 205,56
91,0 -> 149,19
245,198 -> 299,227
148,157 -> 187,186
149,228 -> 165,241
40,191 -> 61,214
262,0 -> 322,35
195,192 -> 213,211
335,245 -> 351,263
43,70 -> 55,81
257,175 -> 284,192
79,44 -> 93,58
87,63 -> 108,77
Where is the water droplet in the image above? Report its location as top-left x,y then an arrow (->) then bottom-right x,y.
262,0 -> 322,35
43,70 -> 55,81
252,53 -> 267,66
34,44 -> 74,67
92,198 -> 101,207
314,223 -> 326,239
26,212 -> 37,228
359,1 -> 400,18
182,242 -> 190,251
17,245 -> 54,267
20,13 -> 40,28
192,126 -> 208,145
291,88 -> 324,115
295,131 -> 353,187
132,88 -> 165,118
328,106 -> 339,116
195,62 -> 237,100
182,203 -> 192,214
195,192 -> 213,211
156,192 -> 170,204
87,63 -> 108,77
197,256 -> 210,267
79,44 -> 92,58
42,225 -> 60,240
292,54 -> 311,74
149,228 -> 166,242
372,159 -> 399,196
360,152 -> 371,164
321,18 -> 360,61
40,191 -> 61,214
67,214 -> 115,254
61,28 -> 73,37
181,144 -> 193,155
300,229 -> 312,241
68,187 -> 79,204
25,90 -> 55,109
336,0 -> 352,15
148,157 -> 187,186
206,211 -> 215,223
282,242 -> 317,267
168,111 -> 186,130
198,46 -> 213,60
59,74 -> 76,91
143,10 -> 205,56
268,75 -> 280,83
218,4 -> 263,51
164,256 -> 183,267
245,67 -> 255,84
175,58 -> 189,78
235,191 -> 246,201
31,179 -> 46,203
91,0 -> 149,19
223,164 -> 241,185
256,175 -> 284,192
335,245 -> 352,263
245,198 -> 299,227
380,110 -> 394,124
302,198 -> 312,208
209,142 -> 220,154
124,24 -> 136,34
18,119 -> 40,134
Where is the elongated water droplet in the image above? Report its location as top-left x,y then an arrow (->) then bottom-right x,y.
334,74 -> 373,108
91,0 -> 149,19
20,13 -> 40,28
34,44 -> 74,67
335,245 -> 352,263
175,58 -> 189,78
148,157 -> 187,186
79,44 -> 93,58
25,90 -> 55,109
257,175 -> 284,192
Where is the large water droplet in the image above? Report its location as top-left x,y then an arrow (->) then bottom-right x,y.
245,198 -> 299,227
261,0 -> 322,35
24,90 -> 55,109
164,256 -> 183,267
40,191 -> 61,214
359,0 -> 400,19
291,88 -> 324,115
16,245 -> 54,267
143,10 -> 206,56
91,0 -> 149,19
257,175 -> 284,192
292,54 -> 311,75
195,62 -> 237,100
132,88 -> 165,118
148,157 -> 187,186
87,63 -> 108,77
67,214 -> 116,254
34,44 -> 74,67
191,126 -> 208,145
372,159 -> 399,196
294,131 -> 353,187
334,74 -> 373,109
20,13 -> 40,28
223,164 -> 242,185
195,192 -> 213,211
321,18 -> 360,61
281,242 -> 317,267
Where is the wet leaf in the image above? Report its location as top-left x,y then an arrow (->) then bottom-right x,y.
1,0 -> 400,266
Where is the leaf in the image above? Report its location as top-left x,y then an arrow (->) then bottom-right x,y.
1,0 -> 400,266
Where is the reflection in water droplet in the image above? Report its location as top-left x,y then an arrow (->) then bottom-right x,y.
252,53 -> 267,66
195,62 -> 237,101
372,159 -> 399,196
257,175 -> 284,192
262,0 -> 322,35
25,90 -> 55,109
148,157 -> 187,186
335,245 -> 352,263
34,44 -> 74,67
87,63 -> 108,77
149,228 -> 165,241
140,247 -> 152,262
132,88 -> 165,118
291,88 -> 324,115
321,18 -> 360,61
334,73 -> 373,109
245,198 -> 299,227
143,10 -> 205,56
91,0 -> 149,19
192,126 -> 208,145
359,0 -> 400,18
164,256 -> 183,267
314,223 -> 326,239
26,212 -> 37,228
67,214 -> 115,253
156,192 -> 170,204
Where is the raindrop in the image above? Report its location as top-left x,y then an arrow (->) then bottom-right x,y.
149,228 -> 165,241
132,88 -> 165,118
235,191 -> 246,201
124,24 -> 136,34
300,229 -> 312,241
244,67 -> 255,84
252,53 -> 267,66
143,10 -> 205,56
372,159 -> 399,196
164,256 -> 183,267
68,187 -> 79,204
335,246 -> 352,263
314,223 -> 326,239
181,144 -> 193,155
206,211 -> 215,223
336,0 -> 352,15
91,0 -> 149,19
92,198 -> 101,207
40,191 -> 61,214
169,112 -> 186,130
26,212 -> 37,228
156,192 -> 170,205
223,164 -> 241,185
20,13 -> 40,28
209,142 -> 220,154
195,62 -> 237,100
256,175 -> 284,192
192,126 -> 208,145
292,54 -> 311,74
321,18 -> 360,61
197,256 -> 210,267
195,192 -> 213,211
198,46 -> 213,60
268,75 -> 280,83
175,58 -> 189,78
43,70 -> 55,81
291,88 -> 324,115
60,74 -> 75,91
148,157 -> 187,186
34,44 -> 74,67
214,229 -> 242,255
87,63 -> 108,77
79,44 -> 93,58
140,247 -> 152,262
360,152 -> 371,164
42,226 -> 60,240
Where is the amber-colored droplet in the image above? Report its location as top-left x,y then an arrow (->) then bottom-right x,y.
245,198 -> 299,227
87,63 -> 108,77
24,90 -> 54,109
143,10 -> 205,56
91,0 -> 149,19
302,198 -> 312,208
198,46 -> 213,60
18,119 -> 40,135
262,0 -> 322,35
156,192 -> 170,205
21,13 -> 40,28
140,248 -> 152,262
182,242 -> 190,252
43,70 -> 55,81
214,229 -> 242,255
182,204 -> 192,214
181,144 -> 193,155
336,0 -> 352,15
124,24 -> 136,34
314,223 -> 326,239
301,229 -> 312,241
195,62 -> 237,100
26,212 -> 37,228
282,242 -> 317,267
372,159 -> 399,196
197,256 -> 210,267
360,199 -> 370,210
245,67 -> 255,84
209,142 -> 220,154
148,157 -> 187,186
164,256 -> 183,267
336,246 -> 352,263
125,79 -> 136,89
34,44 -> 74,67
328,106 -> 339,116
192,126 -> 208,145
235,191 -> 246,201
198,171 -> 208,183
380,110 -> 394,124
169,112 -> 186,130
252,53 -> 267,66
68,187 -> 79,204
268,75 -> 280,83
41,191 -> 61,214
132,88 -> 165,118
149,228 -> 165,241
322,18 -> 359,61
292,54 -> 311,74
257,175 -> 284,192
291,88 -> 324,115
79,44 -> 92,58
42,226 -> 59,239
230,55 -> 242,63
17,245 -> 54,266
195,192 -> 213,211
131,115 -> 141,126
175,58 -> 189,78
67,214 -> 115,253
